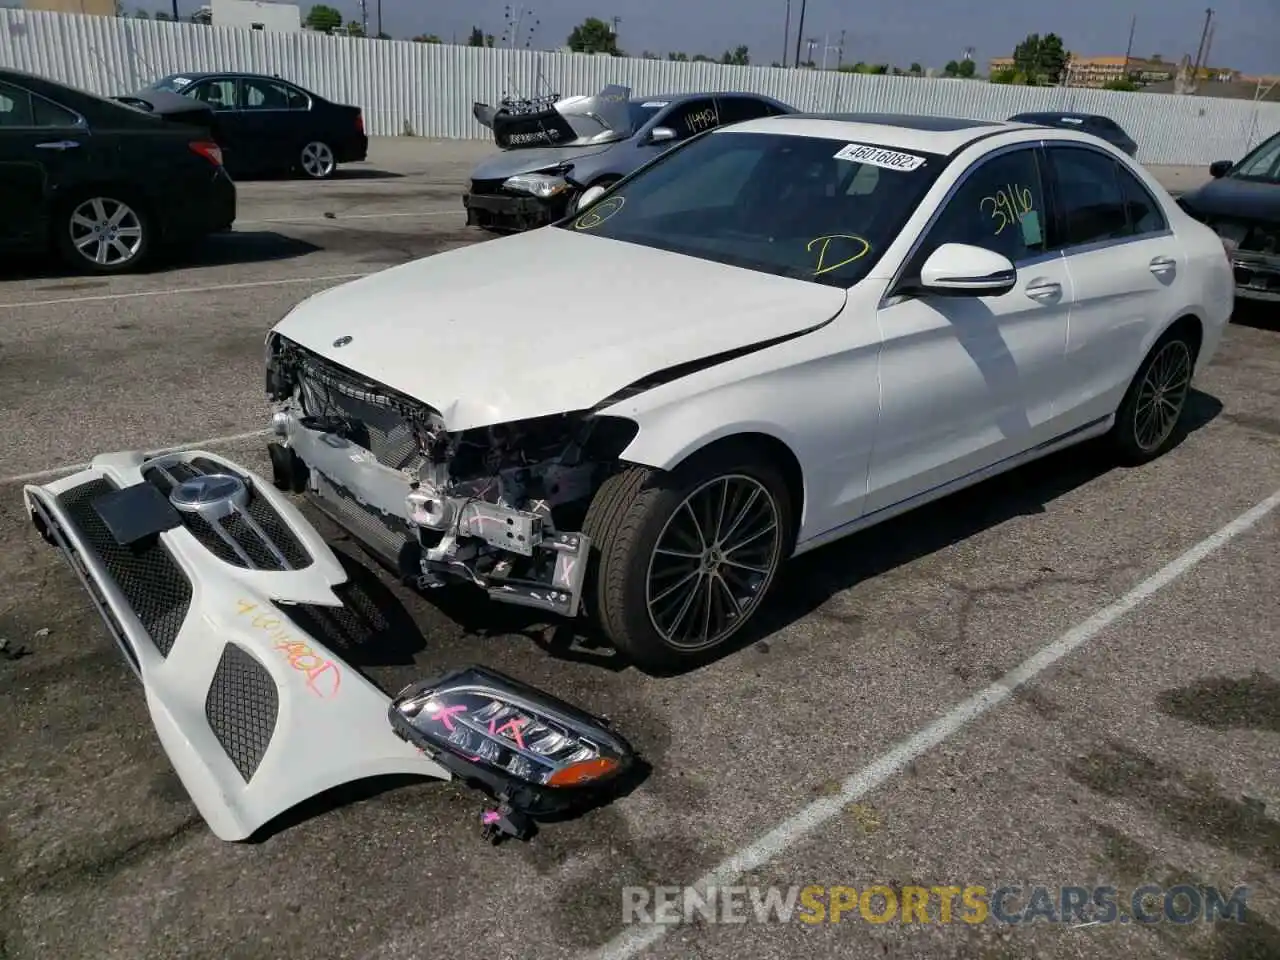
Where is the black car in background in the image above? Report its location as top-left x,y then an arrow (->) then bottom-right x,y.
143,72 -> 367,179
1008,111 -> 1139,156
1178,129 -> 1280,303
0,68 -> 235,275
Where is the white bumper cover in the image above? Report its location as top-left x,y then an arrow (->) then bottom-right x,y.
23,449 -> 452,842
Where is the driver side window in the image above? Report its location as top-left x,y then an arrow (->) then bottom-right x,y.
920,148 -> 1048,265
186,78 -> 239,110
662,98 -> 720,140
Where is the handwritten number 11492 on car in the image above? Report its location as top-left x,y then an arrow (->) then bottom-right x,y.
155,114 -> 1245,671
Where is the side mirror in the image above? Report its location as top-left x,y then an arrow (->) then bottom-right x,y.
1208,160 -> 1232,178
647,126 -> 677,144
916,243 -> 1017,297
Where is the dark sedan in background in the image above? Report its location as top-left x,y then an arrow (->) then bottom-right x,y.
0,67 -> 235,275
143,72 -> 367,179
1008,111 -> 1139,156
1179,128 -> 1280,303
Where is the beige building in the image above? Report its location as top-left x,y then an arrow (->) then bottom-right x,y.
24,0 -> 116,13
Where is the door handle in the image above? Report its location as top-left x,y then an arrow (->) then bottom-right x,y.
35,140 -> 80,150
1149,256 -> 1177,275
1024,280 -> 1062,302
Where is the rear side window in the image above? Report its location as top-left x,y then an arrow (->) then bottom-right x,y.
715,97 -> 778,125
32,95 -> 81,127
1047,146 -> 1129,247
663,98 -> 720,139
0,81 -> 33,126
1115,163 -> 1167,234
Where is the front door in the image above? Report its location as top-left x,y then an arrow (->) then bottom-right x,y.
868,144 -> 1075,512
1042,142 -> 1187,426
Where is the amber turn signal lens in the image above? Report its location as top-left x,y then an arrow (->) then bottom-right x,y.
546,756 -> 620,787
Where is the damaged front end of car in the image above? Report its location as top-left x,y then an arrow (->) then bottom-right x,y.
264,333 -> 638,620
22,441 -> 640,845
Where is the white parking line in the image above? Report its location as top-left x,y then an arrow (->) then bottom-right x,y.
237,210 -> 458,226
584,485 -> 1280,960
0,273 -> 368,310
3,429 -> 271,485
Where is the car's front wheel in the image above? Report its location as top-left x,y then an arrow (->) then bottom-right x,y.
1108,324 -> 1198,465
298,141 -> 337,179
582,442 -> 794,672
56,193 -> 151,274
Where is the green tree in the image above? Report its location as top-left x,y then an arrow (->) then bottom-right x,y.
721,45 -> 749,66
304,3 -> 341,33
1011,32 -> 1069,85
943,59 -> 959,76
134,8 -> 149,16
412,34 -> 441,43
691,53 -> 714,62
567,17 -> 619,55
344,19 -> 363,36
956,58 -> 975,78
908,61 -> 922,74
667,51 -> 688,61
467,25 -> 484,46
1104,76 -> 1138,91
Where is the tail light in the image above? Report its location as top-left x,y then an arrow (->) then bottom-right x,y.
355,111 -> 364,134
189,141 -> 223,166
389,666 -> 639,842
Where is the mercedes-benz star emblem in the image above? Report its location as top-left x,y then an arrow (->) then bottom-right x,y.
333,335 -> 353,348
169,472 -> 250,515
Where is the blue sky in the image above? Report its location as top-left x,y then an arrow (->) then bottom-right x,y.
305,0 -> 1275,75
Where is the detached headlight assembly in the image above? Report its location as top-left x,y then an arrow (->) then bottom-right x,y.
389,665 -> 639,842
503,172 -> 571,198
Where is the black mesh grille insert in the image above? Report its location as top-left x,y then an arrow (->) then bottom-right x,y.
57,478 -> 192,658
141,460 -> 312,571
205,643 -> 279,782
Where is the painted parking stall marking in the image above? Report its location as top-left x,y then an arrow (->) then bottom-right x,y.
833,143 -> 927,170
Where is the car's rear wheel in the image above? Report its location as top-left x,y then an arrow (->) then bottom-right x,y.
1108,325 -> 1198,465
299,141 -> 337,179
56,194 -> 151,275
582,442 -> 794,672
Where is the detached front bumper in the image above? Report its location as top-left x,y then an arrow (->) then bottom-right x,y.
22,448 -> 628,843
462,190 -> 568,231
1232,251 -> 1280,302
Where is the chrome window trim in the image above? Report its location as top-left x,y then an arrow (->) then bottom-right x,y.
0,80 -> 88,130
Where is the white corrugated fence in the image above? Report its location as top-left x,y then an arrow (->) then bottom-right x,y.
2,8 -> 1278,164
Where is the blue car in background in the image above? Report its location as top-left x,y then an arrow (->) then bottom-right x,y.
463,86 -> 795,231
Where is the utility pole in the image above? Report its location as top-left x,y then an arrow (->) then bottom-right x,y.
1123,13 -> 1136,70
171,0 -> 178,21
783,0 -> 791,67
376,0 -> 381,37
1190,7 -> 1213,85
792,0 -> 807,68
837,28 -> 846,68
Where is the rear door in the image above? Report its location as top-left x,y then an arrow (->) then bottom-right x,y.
0,79 -> 90,247
184,77 -> 250,168
238,76 -> 308,168
1043,142 -> 1184,425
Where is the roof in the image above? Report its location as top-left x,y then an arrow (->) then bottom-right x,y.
632,91 -> 789,104
1010,111 -> 1100,120
720,113 -> 1021,154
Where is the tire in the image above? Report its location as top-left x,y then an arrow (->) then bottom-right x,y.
298,141 -> 337,179
1107,325 -> 1198,466
55,192 -> 152,275
582,441 -> 795,672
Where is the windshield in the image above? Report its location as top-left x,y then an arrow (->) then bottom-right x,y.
556,130 -> 945,288
1228,132 -> 1280,183
148,75 -> 197,93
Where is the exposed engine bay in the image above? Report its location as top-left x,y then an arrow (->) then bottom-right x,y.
264,334 -> 637,617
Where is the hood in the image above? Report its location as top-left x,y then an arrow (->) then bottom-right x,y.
1181,176 -> 1280,222
273,229 -> 847,432
473,84 -> 634,151
470,142 -> 617,181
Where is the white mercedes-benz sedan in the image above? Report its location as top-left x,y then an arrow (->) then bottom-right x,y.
33,114 -> 1235,687
257,113 -> 1232,670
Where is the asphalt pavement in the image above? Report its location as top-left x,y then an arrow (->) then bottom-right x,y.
0,139 -> 1275,960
